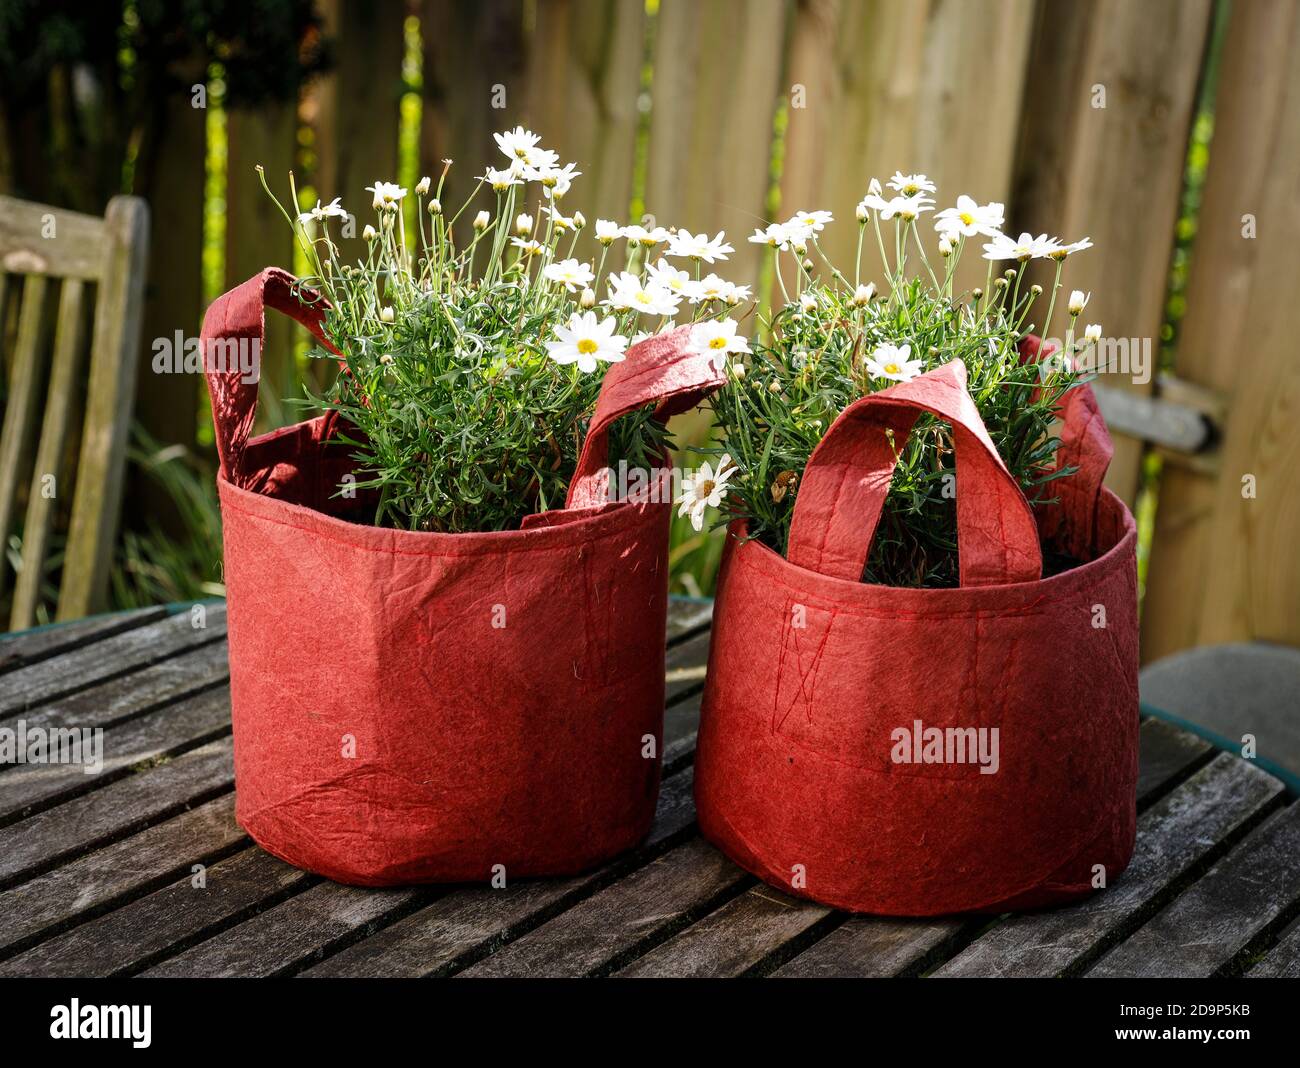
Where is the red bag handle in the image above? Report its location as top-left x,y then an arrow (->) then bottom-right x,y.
566,324 -> 727,509
202,267 -> 337,485
1020,335 -> 1115,558
786,359 -> 1042,587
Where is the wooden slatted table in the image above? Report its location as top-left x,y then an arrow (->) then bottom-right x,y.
1,599 -> 1298,980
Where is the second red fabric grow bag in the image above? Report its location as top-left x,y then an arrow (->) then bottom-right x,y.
694,355 -> 1139,916
203,268 -> 723,886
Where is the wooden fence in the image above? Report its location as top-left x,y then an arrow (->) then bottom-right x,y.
80,0 -> 1300,660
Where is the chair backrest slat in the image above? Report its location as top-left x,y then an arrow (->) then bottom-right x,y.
10,279 -> 88,630
58,197 -> 150,621
0,274 -> 52,604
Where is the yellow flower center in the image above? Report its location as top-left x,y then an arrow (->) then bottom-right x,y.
708,337 -> 728,349
884,361 -> 900,375
697,479 -> 716,499
959,212 -> 974,225
636,291 -> 652,304
577,338 -> 598,355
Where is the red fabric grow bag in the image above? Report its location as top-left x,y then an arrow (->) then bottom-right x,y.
203,268 -> 723,885
694,354 -> 1139,915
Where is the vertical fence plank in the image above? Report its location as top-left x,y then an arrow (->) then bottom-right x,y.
1141,0 -> 1300,660
526,0 -> 646,261
781,0 -> 1034,292
644,0 -> 789,302
226,101 -> 299,428
134,92 -> 205,455
1011,0 -> 1213,507
314,0 -> 404,261
419,0 -> 527,246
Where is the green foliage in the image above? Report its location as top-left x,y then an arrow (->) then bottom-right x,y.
710,248 -> 1088,588
303,272 -> 669,532
262,149 -> 681,534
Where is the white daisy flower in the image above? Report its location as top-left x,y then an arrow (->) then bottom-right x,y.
494,126 -> 544,165
414,176 -> 431,196
543,258 -> 595,292
864,342 -> 924,383
934,195 -> 1005,239
621,223 -> 670,248
667,229 -> 734,263
784,209 -> 833,239
852,282 -> 876,306
686,318 -> 751,372
1083,323 -> 1103,342
605,271 -> 681,316
510,237 -> 544,255
484,167 -> 523,192
1049,235 -> 1094,260
676,455 -> 738,532
365,181 -> 406,212
534,160 -> 580,198
296,197 -> 348,224
594,219 -> 622,245
748,222 -> 794,250
724,280 -> 751,304
647,258 -> 694,297
544,312 -> 628,374
981,231 -> 1058,262
1068,289 -> 1090,315
686,272 -> 732,304
544,204 -> 577,232
886,171 -> 936,196
860,193 -> 933,220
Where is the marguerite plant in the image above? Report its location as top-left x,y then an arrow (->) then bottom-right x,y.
257,128 -> 752,533
695,172 -> 1105,587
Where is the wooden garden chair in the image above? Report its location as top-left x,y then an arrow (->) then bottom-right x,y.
0,194 -> 150,631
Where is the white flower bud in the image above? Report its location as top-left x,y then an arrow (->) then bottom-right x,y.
800,293 -> 817,312
938,235 -> 954,257
428,198 -> 442,216
852,283 -> 875,307
732,362 -> 746,379
768,380 -> 782,393
415,176 -> 431,196
579,287 -> 596,309
363,224 -> 378,242
473,210 -> 490,231
573,211 -> 586,229
1084,323 -> 1102,342
379,306 -> 395,323
515,213 -> 533,236
1068,289 -> 1090,315
379,353 -> 394,366
855,201 -> 869,222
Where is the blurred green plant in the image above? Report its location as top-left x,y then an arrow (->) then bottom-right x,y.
111,427 -> 225,609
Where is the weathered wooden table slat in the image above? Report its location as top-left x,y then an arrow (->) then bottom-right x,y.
1,600 -> 1297,979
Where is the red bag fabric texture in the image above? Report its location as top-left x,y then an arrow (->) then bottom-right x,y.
694,352 -> 1139,916
203,268 -> 723,885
